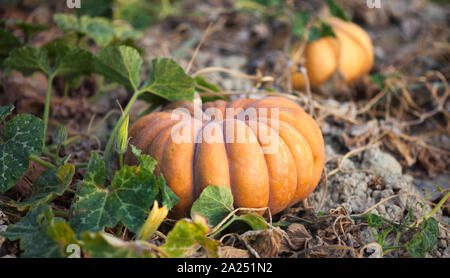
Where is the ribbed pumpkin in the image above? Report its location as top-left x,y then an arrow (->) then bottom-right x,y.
124,97 -> 325,218
292,16 -> 374,89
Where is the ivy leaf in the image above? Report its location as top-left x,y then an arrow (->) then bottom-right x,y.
0,28 -> 22,64
94,46 -> 142,92
326,0 -> 349,21
130,145 -> 179,210
162,215 -> 219,258
0,111 -> 44,192
81,232 -> 152,258
191,185 -> 233,227
3,46 -> 51,75
13,164 -> 75,210
0,104 -> 14,122
406,218 -> 439,258
365,213 -> 383,228
141,58 -> 195,102
69,152 -> 159,235
1,204 -> 79,258
308,22 -> 336,42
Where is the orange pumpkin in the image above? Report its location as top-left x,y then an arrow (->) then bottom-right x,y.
125,97 -> 325,218
292,16 -> 374,89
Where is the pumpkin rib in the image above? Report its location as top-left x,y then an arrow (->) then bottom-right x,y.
194,120 -> 231,199
246,119 -> 297,215
146,123 -> 177,176
223,118 -> 270,210
160,119 -> 203,218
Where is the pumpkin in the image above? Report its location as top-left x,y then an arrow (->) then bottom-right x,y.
291,16 -> 374,89
124,97 -> 325,218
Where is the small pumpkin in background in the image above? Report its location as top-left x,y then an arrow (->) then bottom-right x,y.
125,97 -> 325,218
291,16 -> 374,89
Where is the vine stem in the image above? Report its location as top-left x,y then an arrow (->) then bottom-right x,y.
417,191 -> 450,226
103,89 -> 143,174
29,155 -> 56,169
43,74 -> 55,146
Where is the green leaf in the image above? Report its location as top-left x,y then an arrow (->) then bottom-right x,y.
130,144 -> 179,210
308,22 -> 336,42
94,45 -> 142,92
0,28 -> 22,64
0,113 -> 44,192
191,185 -> 234,227
162,215 -> 219,258
326,0 -> 349,21
69,152 -> 159,234
406,218 -> 439,258
3,46 -> 51,75
13,164 -> 75,210
365,213 -> 383,228
291,11 -> 311,38
141,58 -> 195,102
53,44 -> 94,79
14,21 -> 50,42
54,14 -> 116,47
0,104 -> 14,122
81,232 -> 150,258
76,0 -> 113,18
195,76 -> 224,102
1,204 -> 79,258
236,213 -> 268,230
130,144 -> 157,172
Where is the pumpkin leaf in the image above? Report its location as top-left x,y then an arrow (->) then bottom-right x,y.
75,0 -> 113,18
130,144 -> 157,172
405,217 -> 439,258
51,43 -> 94,80
69,152 -> 167,235
14,21 -> 50,42
54,14 -> 115,47
1,204 -> 79,258
162,214 -> 219,258
291,11 -> 311,39
94,46 -> 142,92
191,185 -> 234,227
0,110 -> 45,193
0,28 -> 22,64
13,164 -> 75,210
141,58 -> 195,102
326,0 -> 348,21
3,46 -> 51,75
81,232 -> 152,258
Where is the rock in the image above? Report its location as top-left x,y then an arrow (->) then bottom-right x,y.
362,148 -> 403,176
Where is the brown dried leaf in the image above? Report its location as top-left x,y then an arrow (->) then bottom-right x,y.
280,223 -> 312,252
240,227 -> 284,258
218,246 -> 250,258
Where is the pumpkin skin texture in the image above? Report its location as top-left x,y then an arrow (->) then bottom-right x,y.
291,16 -> 374,88
125,97 -> 325,217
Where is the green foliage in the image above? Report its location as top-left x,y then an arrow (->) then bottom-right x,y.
81,232 -> 150,258
326,0 -> 349,21
142,58 -> 196,102
291,11 -> 311,39
13,164 -> 75,211
76,0 -> 114,18
308,22 -> 336,42
53,13 -> 142,48
162,215 -> 219,258
191,185 -> 233,227
365,213 -> 383,228
69,149 -> 178,235
14,21 -> 50,42
94,45 -> 142,92
191,185 -> 268,234
3,46 -> 51,75
406,218 -> 439,258
1,205 -> 79,258
0,106 -> 44,192
0,28 -> 22,64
